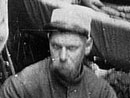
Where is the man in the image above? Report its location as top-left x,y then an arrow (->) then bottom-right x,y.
0,6 -> 117,98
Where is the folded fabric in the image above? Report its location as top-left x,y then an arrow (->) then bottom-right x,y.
0,0 -> 8,52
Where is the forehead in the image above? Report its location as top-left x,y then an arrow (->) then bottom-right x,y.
49,32 -> 85,45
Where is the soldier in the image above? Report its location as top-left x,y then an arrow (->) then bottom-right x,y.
0,6 -> 117,98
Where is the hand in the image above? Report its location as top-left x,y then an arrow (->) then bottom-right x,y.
81,0 -> 104,11
37,0 -> 72,8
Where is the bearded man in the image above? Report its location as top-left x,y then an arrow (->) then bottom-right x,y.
0,6 -> 117,98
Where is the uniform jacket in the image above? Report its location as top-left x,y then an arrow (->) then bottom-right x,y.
0,57 -> 117,98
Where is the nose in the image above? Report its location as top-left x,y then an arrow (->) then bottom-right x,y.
60,47 -> 67,62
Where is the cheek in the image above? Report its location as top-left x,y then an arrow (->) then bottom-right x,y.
50,49 -> 60,67
50,46 -> 59,59
70,48 -> 85,64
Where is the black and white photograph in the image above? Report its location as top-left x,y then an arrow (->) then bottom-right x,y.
0,0 -> 130,98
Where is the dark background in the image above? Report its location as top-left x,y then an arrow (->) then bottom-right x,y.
8,0 -> 49,73
8,0 -> 130,73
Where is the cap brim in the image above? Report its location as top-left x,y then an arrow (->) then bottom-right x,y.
44,22 -> 89,37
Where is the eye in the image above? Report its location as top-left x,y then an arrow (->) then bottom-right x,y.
52,44 -> 61,50
67,46 -> 78,51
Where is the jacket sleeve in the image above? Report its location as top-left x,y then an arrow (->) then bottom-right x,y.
0,60 -> 45,98
0,74 -> 31,98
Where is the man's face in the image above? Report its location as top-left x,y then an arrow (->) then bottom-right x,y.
49,32 -> 87,81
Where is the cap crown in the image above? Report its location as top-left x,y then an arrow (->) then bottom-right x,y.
50,6 -> 92,37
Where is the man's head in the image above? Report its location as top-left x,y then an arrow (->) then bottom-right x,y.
47,7 -> 92,82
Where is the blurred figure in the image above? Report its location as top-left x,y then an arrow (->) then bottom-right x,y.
81,0 -> 104,11
0,0 -> 8,52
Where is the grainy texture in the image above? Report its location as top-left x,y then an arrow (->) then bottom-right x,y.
0,58 -> 117,98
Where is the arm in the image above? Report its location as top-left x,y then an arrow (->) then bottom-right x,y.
81,0 -> 104,11
37,0 -> 72,8
0,75 -> 26,98
0,61 -> 45,98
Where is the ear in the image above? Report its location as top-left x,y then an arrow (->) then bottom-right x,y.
47,33 -> 50,39
85,37 -> 93,56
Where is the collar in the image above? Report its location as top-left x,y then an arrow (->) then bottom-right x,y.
49,62 -> 85,87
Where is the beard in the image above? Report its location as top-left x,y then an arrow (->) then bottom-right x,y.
50,61 -> 82,83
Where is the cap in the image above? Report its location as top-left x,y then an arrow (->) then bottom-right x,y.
45,6 -> 92,38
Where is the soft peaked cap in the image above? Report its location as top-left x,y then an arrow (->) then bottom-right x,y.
47,6 -> 92,38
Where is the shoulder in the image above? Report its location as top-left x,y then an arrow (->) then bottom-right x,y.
17,57 -> 51,85
84,66 -> 117,98
4,58 -> 51,89
0,58 -> 51,97
20,58 -> 50,75
84,65 -> 103,85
